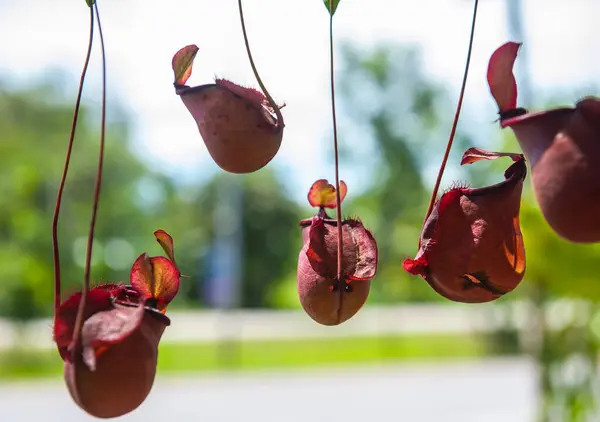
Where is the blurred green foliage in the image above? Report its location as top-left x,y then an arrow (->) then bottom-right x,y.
0,82 -> 177,320
0,79 -> 302,319
184,170 -> 302,308
336,43 -> 600,421
0,43 -> 484,320
521,195 -> 600,299
2,40 -> 600,421
0,332 -> 492,380
336,42 -> 478,303
2,43 -> 599,322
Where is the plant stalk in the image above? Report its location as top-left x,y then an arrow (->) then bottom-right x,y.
423,0 -> 479,224
52,7 -> 94,315
237,0 -> 285,129
71,1 -> 107,356
328,1 -> 343,284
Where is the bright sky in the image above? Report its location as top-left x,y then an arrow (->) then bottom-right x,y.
1,0 -> 598,203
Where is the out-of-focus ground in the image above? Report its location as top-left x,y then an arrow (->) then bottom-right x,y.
1,358 -> 537,422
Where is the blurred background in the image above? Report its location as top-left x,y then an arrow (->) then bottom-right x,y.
1,0 -> 600,420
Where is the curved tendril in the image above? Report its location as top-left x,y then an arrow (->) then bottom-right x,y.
52,7 -> 94,315
70,1 -> 107,358
423,0 -> 479,227
328,1 -> 344,307
237,0 -> 285,129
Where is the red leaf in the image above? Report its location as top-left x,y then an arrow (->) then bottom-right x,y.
305,217 -> 378,280
487,42 -> 521,112
345,220 -> 378,281
306,218 -> 335,277
307,179 -> 348,208
130,254 -> 180,311
172,44 -> 199,86
460,147 -> 523,165
149,256 -> 180,311
53,287 -> 117,362
153,229 -> 176,266
130,253 -> 154,301
80,304 -> 146,371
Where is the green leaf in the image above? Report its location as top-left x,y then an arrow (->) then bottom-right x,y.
85,0 -> 96,6
323,0 -> 340,15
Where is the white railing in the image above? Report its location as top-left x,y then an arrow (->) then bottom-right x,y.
0,299 -> 591,350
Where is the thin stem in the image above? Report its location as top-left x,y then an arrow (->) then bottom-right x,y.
237,0 -> 285,128
328,2 -> 343,282
52,8 -> 94,315
71,2 -> 107,355
423,0 -> 479,223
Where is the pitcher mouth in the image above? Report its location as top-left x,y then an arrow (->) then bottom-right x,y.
300,217 -> 339,227
175,82 -> 280,128
576,96 -> 600,108
465,156 -> 526,198
576,97 -> 600,124
174,82 -> 217,96
500,106 -> 574,129
113,285 -> 172,326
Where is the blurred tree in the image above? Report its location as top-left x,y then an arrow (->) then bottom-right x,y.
499,108 -> 600,422
520,195 -> 600,422
191,169 -> 302,308
0,76 -> 306,320
336,42 -> 476,303
0,80 -> 184,320
336,41 -> 600,420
